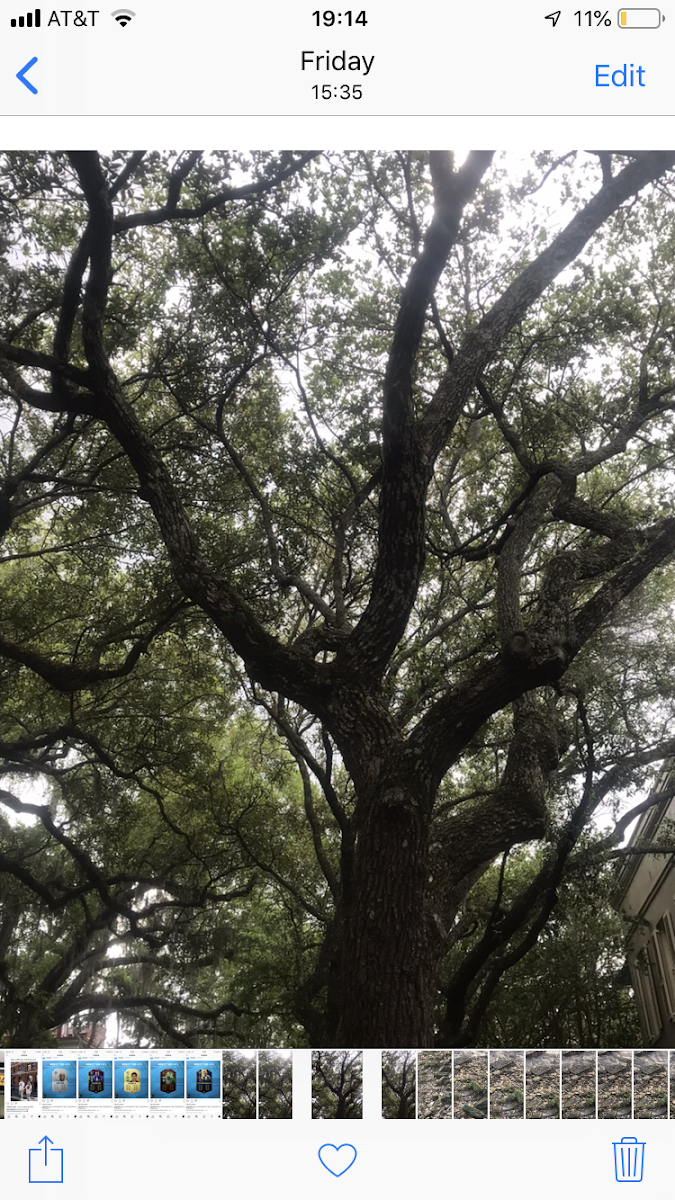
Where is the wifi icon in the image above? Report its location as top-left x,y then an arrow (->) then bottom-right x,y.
111,7 -> 135,25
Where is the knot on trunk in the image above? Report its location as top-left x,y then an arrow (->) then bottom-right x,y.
504,629 -> 567,679
375,786 -> 420,829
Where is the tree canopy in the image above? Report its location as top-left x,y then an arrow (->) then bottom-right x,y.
222,1050 -> 256,1119
258,1050 -> 293,1119
2,151 -> 675,1048
312,1049 -> 362,1118
382,1049 -> 416,1118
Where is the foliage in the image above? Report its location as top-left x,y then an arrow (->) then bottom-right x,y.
2,151 -> 675,1047
382,1050 -> 416,1118
312,1050 -> 362,1119
221,1051 -> 256,1119
449,852 -> 641,1047
258,1050 -> 293,1119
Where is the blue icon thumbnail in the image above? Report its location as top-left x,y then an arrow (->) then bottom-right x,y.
186,1059 -> 220,1099
114,1060 -> 149,1099
77,1060 -> 113,1099
150,1059 -> 185,1099
42,1062 -> 76,1100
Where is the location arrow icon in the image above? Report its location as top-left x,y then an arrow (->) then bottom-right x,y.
545,10 -> 561,25
17,56 -> 38,93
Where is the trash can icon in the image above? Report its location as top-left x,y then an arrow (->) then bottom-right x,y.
613,1137 -> 645,1182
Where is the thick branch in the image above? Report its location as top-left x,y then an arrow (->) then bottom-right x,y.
114,152 -> 321,231
67,152 -> 327,711
413,512 -> 675,784
420,153 -> 675,464
340,153 -> 494,679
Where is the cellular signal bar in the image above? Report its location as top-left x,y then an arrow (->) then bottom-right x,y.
10,8 -> 41,25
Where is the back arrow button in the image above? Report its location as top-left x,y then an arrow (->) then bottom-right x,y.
17,57 -> 38,94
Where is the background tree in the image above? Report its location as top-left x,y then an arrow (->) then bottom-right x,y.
445,851 -> 641,1047
222,1050 -> 256,1118
312,1050 -> 362,1119
2,151 -> 675,1047
258,1050 -> 293,1118
382,1049 -> 416,1118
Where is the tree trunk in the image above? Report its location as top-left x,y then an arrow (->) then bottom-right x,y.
339,784 -> 436,1047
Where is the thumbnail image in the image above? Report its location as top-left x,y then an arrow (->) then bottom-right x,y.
597,1051 -> 632,1119
77,1060 -> 113,1100
417,1052 -> 452,1119
525,1051 -> 560,1119
195,1067 -> 212,1093
10,1061 -> 38,1101
453,1050 -> 488,1120
150,1061 -> 185,1099
489,1051 -> 524,1119
187,1059 -> 221,1100
632,1051 -> 667,1119
43,1061 -> 77,1100
312,1051 -> 362,1120
561,1051 -> 596,1119
114,1060 -> 149,1099
0,1052 -> 4,1119
3,150 -> 675,1054
222,1051 -> 256,1120
258,1051 -> 292,1119
382,1050 -> 416,1119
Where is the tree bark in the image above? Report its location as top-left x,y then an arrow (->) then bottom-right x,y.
340,782 -> 436,1047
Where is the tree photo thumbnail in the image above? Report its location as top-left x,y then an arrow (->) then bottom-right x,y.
312,1050 -> 362,1119
258,1050 -> 293,1119
221,1050 -> 256,1119
382,1049 -> 416,1118
2,151 -> 675,1049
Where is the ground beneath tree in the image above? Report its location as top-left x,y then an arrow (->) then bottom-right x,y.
417,1052 -> 453,1118
398,1047 -> 673,1121
597,1051 -> 632,1119
525,1051 -> 560,1118
633,1051 -> 668,1119
489,1051 -> 524,1118
562,1051 -> 596,1118
417,1051 -> 490,1119
453,1051 -> 488,1119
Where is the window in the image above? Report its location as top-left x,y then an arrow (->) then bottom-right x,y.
633,947 -> 662,1044
653,912 -> 675,1019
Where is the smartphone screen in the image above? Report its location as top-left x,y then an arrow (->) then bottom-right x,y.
1,4 -> 674,1195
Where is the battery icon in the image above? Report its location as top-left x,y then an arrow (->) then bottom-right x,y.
618,7 -> 663,24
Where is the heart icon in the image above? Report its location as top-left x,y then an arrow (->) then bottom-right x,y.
318,1144 -> 358,1177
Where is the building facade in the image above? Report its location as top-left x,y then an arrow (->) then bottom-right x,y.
614,777 -> 675,1047
53,1020 -> 106,1048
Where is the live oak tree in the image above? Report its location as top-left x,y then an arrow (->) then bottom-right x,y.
382,1049 -> 416,1118
258,1050 -> 293,1119
312,1049 -> 362,1118
3,151 -> 675,1047
444,849 -> 641,1047
222,1050 -> 257,1119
